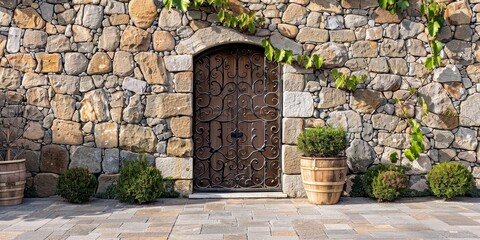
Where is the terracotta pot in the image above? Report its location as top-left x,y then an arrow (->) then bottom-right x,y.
300,156 -> 347,205
0,159 -> 26,206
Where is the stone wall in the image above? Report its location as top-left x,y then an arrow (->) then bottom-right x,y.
0,0 -> 479,197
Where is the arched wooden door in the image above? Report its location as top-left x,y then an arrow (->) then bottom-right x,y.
193,44 -> 281,191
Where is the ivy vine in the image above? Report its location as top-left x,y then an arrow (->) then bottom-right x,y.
378,0 -> 410,14
331,70 -> 367,92
262,40 -> 323,69
421,0 -> 445,70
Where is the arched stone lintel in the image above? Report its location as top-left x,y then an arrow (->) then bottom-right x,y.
176,26 -> 264,56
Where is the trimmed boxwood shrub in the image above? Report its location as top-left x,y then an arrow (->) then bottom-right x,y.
297,126 -> 348,157
116,154 -> 164,204
57,167 -> 98,204
363,164 -> 404,198
427,162 -> 474,200
372,170 -> 408,202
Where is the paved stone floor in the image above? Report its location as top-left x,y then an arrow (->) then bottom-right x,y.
1,197 -> 480,240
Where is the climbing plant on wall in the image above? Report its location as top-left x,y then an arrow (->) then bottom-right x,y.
164,0 -> 324,70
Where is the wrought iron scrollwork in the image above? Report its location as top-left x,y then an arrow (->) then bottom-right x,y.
193,44 -> 281,191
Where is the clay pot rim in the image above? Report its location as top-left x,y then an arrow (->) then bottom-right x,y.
0,159 -> 26,165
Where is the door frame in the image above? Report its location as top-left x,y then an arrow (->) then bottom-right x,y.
191,43 -> 283,192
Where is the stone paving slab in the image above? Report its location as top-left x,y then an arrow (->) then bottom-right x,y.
1,197 -> 480,239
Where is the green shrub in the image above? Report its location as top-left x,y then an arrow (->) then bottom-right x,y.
363,164 -> 405,198
349,175 -> 367,197
95,184 -> 117,199
162,177 -> 180,198
427,162 -> 474,199
297,126 -> 348,157
466,187 -> 480,198
57,167 -> 97,204
24,186 -> 38,198
372,170 -> 408,202
116,154 -> 164,204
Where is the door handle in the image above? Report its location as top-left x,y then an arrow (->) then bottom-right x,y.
231,129 -> 243,138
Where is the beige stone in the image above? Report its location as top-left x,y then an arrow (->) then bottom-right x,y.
134,52 -> 167,85
0,67 -> 21,90
51,94 -> 76,121
95,122 -> 118,148
26,87 -> 49,107
372,8 -> 402,23
0,35 -> 6,58
282,4 -> 307,25
72,25 -> 92,42
52,119 -> 83,145
296,27 -> 329,43
80,89 -> 110,122
155,157 -> 193,179
6,53 -> 37,72
318,88 -> 346,108
170,117 -> 192,138
307,0 -> 343,13
113,51 -> 134,77
109,14 -> 130,25
23,122 -> 44,140
98,26 -> 120,51
278,24 -> 299,38
129,0 -> 157,29
145,94 -> 193,118
13,7 -> 45,29
445,1 -> 472,25
173,72 -> 193,93
35,53 -> 62,73
158,8 -> 182,31
49,75 -> 80,95
120,26 -> 151,52
350,89 -> 386,113
87,52 -> 112,75
282,145 -> 302,174
177,26 -> 263,55
153,31 -> 175,52
282,118 -> 303,145
167,137 -> 193,157
119,124 -> 157,153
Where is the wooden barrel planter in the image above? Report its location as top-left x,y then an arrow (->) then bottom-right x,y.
0,159 -> 26,206
300,156 -> 347,205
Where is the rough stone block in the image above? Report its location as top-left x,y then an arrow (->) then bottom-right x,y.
155,157 -> 193,179
282,174 -> 305,198
283,92 -> 313,118
70,146 -> 102,173
95,122 -> 118,148
282,145 -> 302,175
282,118 -> 303,145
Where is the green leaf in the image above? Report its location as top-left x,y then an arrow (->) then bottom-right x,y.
274,49 -> 286,62
389,152 -> 399,163
425,57 -> 435,70
284,50 -> 293,64
217,9 -> 225,22
378,0 -> 388,10
313,55 -> 323,69
304,55 -> 312,69
170,0 -> 190,12
296,54 -> 305,65
397,0 -> 409,12
405,149 -> 415,161
262,39 -> 274,61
